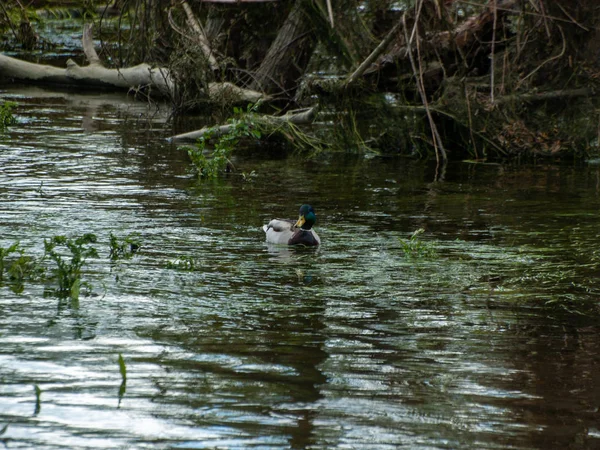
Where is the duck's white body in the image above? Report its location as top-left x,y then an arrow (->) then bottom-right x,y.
263,219 -> 321,246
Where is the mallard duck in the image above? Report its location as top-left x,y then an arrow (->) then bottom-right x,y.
263,204 -> 321,246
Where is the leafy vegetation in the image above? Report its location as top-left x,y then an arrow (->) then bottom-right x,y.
241,170 -> 258,182
0,242 -> 21,282
0,232 -> 148,299
187,103 -> 325,178
188,104 -> 262,178
109,232 -> 141,261
398,228 -> 437,259
0,101 -> 16,130
0,242 -> 43,293
43,234 -> 98,300
8,254 -> 40,294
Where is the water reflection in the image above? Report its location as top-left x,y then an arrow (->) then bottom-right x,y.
1,85 -> 600,448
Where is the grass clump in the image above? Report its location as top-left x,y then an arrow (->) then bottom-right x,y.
398,228 -> 437,259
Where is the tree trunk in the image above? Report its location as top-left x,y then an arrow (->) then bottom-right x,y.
249,0 -> 316,97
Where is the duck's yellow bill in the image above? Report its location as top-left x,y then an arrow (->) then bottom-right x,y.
295,216 -> 306,228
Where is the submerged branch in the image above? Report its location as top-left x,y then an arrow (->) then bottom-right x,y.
169,107 -> 316,142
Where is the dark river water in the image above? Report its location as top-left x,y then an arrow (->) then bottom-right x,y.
1,85 -> 600,449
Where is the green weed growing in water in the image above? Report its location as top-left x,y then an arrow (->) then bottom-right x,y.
118,353 -> 127,382
187,103 -> 262,178
33,384 -> 42,416
241,170 -> 258,182
8,254 -> 42,294
109,232 -> 141,260
43,234 -> 98,299
0,101 -> 16,130
0,242 -> 42,292
398,228 -> 437,258
0,242 -> 21,282
117,353 -> 127,406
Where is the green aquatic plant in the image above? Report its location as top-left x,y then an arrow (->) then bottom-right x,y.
34,384 -> 42,416
187,104 -> 326,178
188,103 -> 262,178
109,232 -> 141,260
0,242 -> 42,292
187,136 -> 233,179
118,353 -> 127,406
241,170 -> 258,182
0,242 -> 21,282
118,353 -> 127,382
43,234 -> 98,300
0,101 -> 16,130
8,254 -> 41,294
398,228 -> 437,258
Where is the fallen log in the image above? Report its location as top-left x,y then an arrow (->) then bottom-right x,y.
0,23 -> 268,104
0,52 -> 174,95
169,107 -> 316,142
0,23 -> 173,96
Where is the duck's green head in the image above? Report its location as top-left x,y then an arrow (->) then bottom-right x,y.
295,204 -> 317,230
